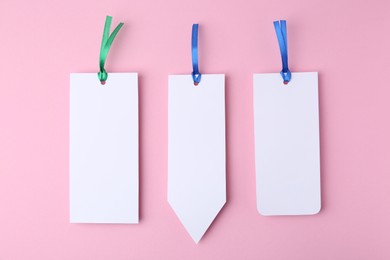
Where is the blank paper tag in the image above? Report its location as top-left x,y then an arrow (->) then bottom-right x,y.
168,74 -> 226,243
70,73 -> 138,223
253,72 -> 321,216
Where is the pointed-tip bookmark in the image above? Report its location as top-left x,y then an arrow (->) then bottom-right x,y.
168,24 -> 226,244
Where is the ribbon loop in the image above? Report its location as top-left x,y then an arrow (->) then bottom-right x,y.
273,20 -> 291,84
98,16 -> 124,84
191,24 -> 201,85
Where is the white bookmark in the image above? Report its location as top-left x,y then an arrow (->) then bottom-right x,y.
168,24 -> 226,243
253,20 -> 321,216
69,16 -> 139,223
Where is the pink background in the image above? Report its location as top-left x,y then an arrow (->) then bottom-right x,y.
1,0 -> 390,259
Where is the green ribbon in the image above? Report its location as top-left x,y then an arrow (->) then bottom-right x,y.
98,16 -> 124,84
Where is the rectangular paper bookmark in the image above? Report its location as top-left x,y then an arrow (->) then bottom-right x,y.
253,72 -> 321,215
168,74 -> 226,243
70,73 -> 138,223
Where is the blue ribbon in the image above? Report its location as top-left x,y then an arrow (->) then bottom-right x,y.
191,24 -> 201,85
273,20 -> 291,84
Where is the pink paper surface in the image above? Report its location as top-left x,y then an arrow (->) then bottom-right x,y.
1,0 -> 389,259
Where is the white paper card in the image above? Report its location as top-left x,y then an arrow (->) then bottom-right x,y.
70,73 -> 138,223
168,74 -> 226,243
253,72 -> 321,216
